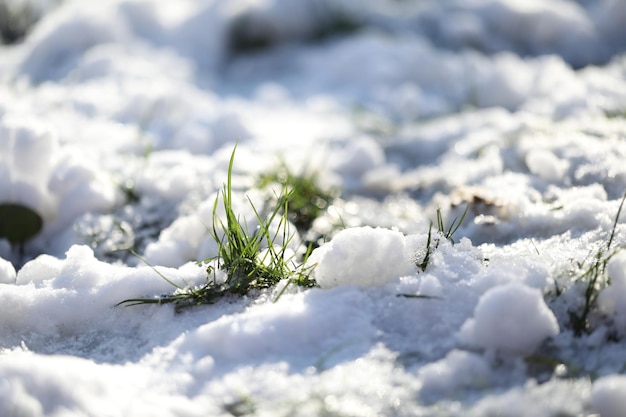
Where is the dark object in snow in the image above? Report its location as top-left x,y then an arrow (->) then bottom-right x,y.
0,203 -> 43,245
0,1 -> 37,43
227,2 -> 361,55
0,0 -> 61,44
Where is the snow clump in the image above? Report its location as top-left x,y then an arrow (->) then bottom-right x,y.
0,115 -> 58,220
591,375 -> 626,417
418,349 -> 493,399
525,148 -> 569,183
0,114 -> 119,239
307,226 -> 415,288
459,283 -> 559,356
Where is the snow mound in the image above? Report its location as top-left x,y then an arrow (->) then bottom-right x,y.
15,2 -> 132,83
418,349 -> 493,399
307,226 -> 415,288
1,245 -> 204,351
525,148 -> 569,183
163,287 -> 376,374
0,114 -> 118,239
591,375 -> 626,417
0,115 -> 58,220
459,283 -> 559,355
0,351 -> 175,417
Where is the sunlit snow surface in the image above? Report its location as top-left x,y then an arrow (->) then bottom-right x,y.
2,0 -> 626,415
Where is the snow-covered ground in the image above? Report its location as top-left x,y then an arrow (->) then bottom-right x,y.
2,0 -> 626,415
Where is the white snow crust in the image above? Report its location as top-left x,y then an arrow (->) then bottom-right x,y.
1,0 -> 626,415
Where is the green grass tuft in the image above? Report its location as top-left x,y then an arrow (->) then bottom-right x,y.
118,145 -> 316,309
257,160 -> 337,232
417,205 -> 469,272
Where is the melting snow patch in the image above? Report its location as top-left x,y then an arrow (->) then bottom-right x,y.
1,0 -> 626,414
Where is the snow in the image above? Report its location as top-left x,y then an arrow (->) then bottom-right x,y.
459,283 -> 560,356
1,0 -> 626,415
417,349 -> 493,399
591,375 -> 626,417
0,256 -> 16,284
307,226 -> 414,288
598,252 -> 626,334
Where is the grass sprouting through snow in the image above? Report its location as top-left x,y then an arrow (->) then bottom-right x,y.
257,160 -> 337,232
569,192 -> 626,336
117,145 -> 315,309
417,205 -> 469,272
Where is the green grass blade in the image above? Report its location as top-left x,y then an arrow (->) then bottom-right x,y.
607,191 -> 626,252
446,204 -> 470,241
130,249 -> 183,290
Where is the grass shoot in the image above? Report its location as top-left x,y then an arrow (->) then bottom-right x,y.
257,160 -> 337,232
569,192 -> 626,336
417,205 -> 469,272
118,145 -> 316,309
